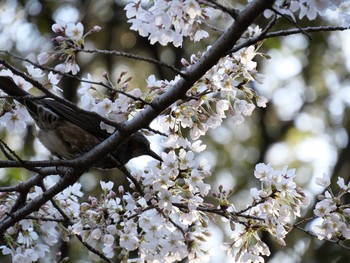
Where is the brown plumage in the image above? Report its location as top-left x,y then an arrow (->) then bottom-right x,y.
0,76 -> 161,169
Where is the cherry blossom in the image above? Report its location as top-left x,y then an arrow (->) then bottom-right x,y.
1,1 -> 350,262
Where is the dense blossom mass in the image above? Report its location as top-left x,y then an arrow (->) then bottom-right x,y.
0,0 -> 350,262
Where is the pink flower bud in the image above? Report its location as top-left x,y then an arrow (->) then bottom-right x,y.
118,185 -> 124,195
103,72 -> 109,79
52,36 -> 65,43
37,52 -> 50,65
92,25 -> 102,32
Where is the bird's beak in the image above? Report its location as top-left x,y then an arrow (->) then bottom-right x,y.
149,150 -> 162,162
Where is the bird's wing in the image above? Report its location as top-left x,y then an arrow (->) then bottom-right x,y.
0,76 -> 45,117
0,76 -> 111,139
41,99 -> 111,139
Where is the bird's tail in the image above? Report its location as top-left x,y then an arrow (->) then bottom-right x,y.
0,76 -> 31,97
0,76 -> 43,118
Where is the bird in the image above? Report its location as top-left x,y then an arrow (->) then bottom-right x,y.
0,75 -> 162,169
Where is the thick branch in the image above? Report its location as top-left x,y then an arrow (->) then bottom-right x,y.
0,0 -> 275,234
69,0 -> 275,169
0,167 -> 85,233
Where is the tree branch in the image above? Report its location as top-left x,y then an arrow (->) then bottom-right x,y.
0,50 -> 151,106
229,25 -> 350,55
295,224 -> 350,250
197,0 -> 238,18
76,48 -> 186,77
0,0 -> 275,235
0,167 -> 85,234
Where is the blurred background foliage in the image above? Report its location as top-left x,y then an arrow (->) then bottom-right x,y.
1,0 -> 350,262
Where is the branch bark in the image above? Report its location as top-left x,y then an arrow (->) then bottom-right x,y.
0,0 -> 275,234
70,0 -> 276,168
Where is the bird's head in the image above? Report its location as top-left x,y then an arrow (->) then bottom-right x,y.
118,132 -> 162,164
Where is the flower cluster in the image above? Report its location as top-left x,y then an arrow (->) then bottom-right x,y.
55,126 -> 212,262
37,20 -> 101,75
0,68 -> 142,134
266,0 -> 350,22
289,0 -> 349,20
125,142 -> 211,261
222,163 -> 310,262
77,72 -> 144,133
0,180 -> 83,263
312,174 -> 350,240
0,67 -> 63,133
70,172 -> 211,262
0,162 -> 313,263
147,39 -> 267,140
125,0 -> 212,47
1,0 -> 349,258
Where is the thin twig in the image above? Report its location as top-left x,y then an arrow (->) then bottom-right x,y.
41,180 -> 114,263
235,195 -> 271,216
228,25 -> 350,55
0,60 -> 126,129
0,168 -> 60,193
0,159 -> 77,169
0,139 -> 45,174
271,7 -> 312,39
76,48 -> 186,78
119,165 -> 145,196
294,216 -> 316,227
197,0 -> 239,18
0,51 -> 151,106
173,202 -> 265,222
294,224 -> 350,250
74,234 -> 114,263
228,14 -> 277,55
39,182 -> 70,221
143,127 -> 167,137
23,215 -> 66,222
265,25 -> 350,39
162,209 -> 187,236
0,139 -> 15,161
9,191 -> 29,214
0,94 -> 48,101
